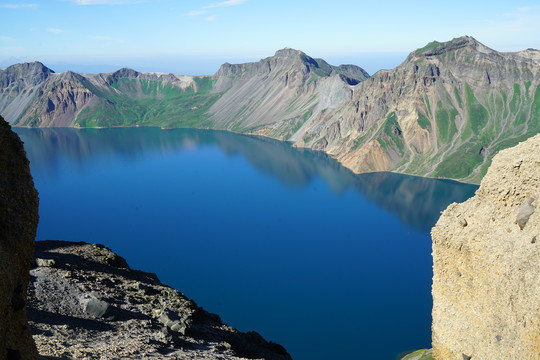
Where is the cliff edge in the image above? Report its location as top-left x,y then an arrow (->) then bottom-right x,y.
28,240 -> 291,360
0,115 -> 39,359
432,134 -> 540,359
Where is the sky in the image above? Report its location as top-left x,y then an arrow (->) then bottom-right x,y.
1,0 -> 539,75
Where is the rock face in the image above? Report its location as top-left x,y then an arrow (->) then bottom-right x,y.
208,48 -> 367,139
0,115 -> 39,359
28,241 -> 292,360
299,36 -> 540,183
432,134 -> 540,359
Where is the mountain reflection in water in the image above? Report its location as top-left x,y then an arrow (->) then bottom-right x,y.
16,126 -> 477,231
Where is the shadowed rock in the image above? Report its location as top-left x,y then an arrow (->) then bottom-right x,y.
0,115 -> 39,359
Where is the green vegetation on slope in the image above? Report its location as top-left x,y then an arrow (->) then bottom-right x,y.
433,85 -> 490,179
75,77 -> 221,128
434,141 -> 484,179
432,81 -> 540,181
416,41 -> 441,54
523,84 -> 540,138
376,112 -> 405,155
417,114 -> 430,129
435,102 -> 458,143
463,84 -> 488,139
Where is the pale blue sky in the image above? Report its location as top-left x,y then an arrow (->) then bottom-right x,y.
1,0 -> 539,75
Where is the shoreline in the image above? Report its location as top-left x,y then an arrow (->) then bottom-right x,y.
12,124 -> 481,185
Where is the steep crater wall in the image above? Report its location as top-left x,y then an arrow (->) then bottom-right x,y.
432,134 -> 540,359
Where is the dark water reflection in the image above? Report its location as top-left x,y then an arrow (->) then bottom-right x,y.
16,127 -> 477,231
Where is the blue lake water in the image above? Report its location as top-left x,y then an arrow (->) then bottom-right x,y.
15,127 -> 478,360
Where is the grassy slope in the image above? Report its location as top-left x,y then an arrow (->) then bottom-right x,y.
338,38 -> 538,182
384,42 -> 540,182
430,82 -> 540,181
75,76 -> 221,128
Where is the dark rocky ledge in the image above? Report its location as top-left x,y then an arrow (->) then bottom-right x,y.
28,240 -> 291,360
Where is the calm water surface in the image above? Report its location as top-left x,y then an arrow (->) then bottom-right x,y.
15,127 -> 478,360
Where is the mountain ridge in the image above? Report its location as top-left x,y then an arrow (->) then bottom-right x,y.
1,36 -> 539,183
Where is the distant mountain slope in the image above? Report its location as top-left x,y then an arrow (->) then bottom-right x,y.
296,36 -> 540,182
206,48 -> 368,139
0,48 -> 366,133
1,65 -> 217,128
1,36 -> 539,183
0,61 -> 54,122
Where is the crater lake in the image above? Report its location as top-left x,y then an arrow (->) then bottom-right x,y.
15,127 -> 478,360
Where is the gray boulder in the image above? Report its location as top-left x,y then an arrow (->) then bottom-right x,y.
516,197 -> 536,230
157,308 -> 193,335
80,292 -> 110,318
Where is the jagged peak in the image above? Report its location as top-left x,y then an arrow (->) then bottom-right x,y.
274,47 -> 305,58
214,49 -> 369,83
0,61 -> 54,88
413,36 -> 495,57
515,48 -> 540,61
215,62 -> 244,77
335,64 -> 370,81
110,67 -> 140,79
57,70 -> 84,82
2,61 -> 54,74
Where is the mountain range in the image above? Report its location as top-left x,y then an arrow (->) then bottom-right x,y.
1,36 -> 538,183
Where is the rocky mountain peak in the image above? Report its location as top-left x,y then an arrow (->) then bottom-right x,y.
57,70 -> 84,82
0,61 -> 54,88
215,62 -> 244,77
516,48 -> 540,61
109,68 -> 140,82
212,48 -> 368,84
412,35 -> 494,58
335,64 -> 370,82
274,47 -> 304,58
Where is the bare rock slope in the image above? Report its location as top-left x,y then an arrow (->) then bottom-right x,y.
0,115 -> 39,360
432,134 -> 540,359
28,240 -> 291,360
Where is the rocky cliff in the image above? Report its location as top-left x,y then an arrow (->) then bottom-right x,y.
28,241 -> 291,360
1,36 -> 539,183
431,134 -> 540,359
0,115 -> 39,360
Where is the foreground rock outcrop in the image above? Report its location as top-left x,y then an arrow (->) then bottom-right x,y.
28,240 -> 291,360
0,115 -> 39,359
432,134 -> 540,359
